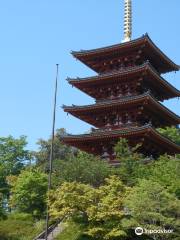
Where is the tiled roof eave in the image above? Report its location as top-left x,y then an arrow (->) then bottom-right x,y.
62,125 -> 150,139
68,63 -> 148,82
67,63 -> 180,97
63,93 -> 180,122
71,35 -> 145,56
145,35 -> 180,71
71,34 -> 179,71
61,125 -> 180,151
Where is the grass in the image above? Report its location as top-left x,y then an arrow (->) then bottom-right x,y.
55,220 -> 92,240
0,213 -> 45,240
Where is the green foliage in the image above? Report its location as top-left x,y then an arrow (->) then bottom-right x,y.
114,139 -> 144,186
53,151 -> 111,187
114,139 -> 180,192
0,135 -> 30,176
0,131 -> 179,239
86,176 -> 128,240
124,179 -> 180,240
0,164 -> 7,219
49,181 -> 94,221
0,193 -> 6,220
10,168 -> 47,218
144,155 -> 180,198
49,176 -> 128,240
55,220 -> 92,240
35,128 -> 75,168
0,213 -> 44,240
0,135 -> 32,213
157,127 -> 180,145
49,139 -> 180,240
0,163 -> 8,196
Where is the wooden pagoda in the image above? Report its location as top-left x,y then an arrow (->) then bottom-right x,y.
61,2 -> 180,164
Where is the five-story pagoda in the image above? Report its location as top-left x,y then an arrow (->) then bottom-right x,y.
62,0 -> 180,164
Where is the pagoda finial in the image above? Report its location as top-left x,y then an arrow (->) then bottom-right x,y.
122,0 -> 132,42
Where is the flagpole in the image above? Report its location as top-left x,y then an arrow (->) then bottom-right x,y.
45,64 -> 59,240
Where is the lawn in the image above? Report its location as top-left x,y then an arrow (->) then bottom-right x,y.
0,213 -> 44,240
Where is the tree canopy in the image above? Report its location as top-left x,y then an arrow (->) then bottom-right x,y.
52,151 -> 112,187
10,168 -> 47,218
125,179 -> 180,240
0,128 -> 179,240
49,176 -> 128,240
35,128 -> 75,168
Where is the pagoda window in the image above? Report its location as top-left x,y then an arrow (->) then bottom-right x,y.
122,114 -> 128,124
127,114 -> 132,124
117,88 -> 123,97
124,62 -> 128,68
131,113 -> 137,122
107,89 -> 111,98
99,88 -> 103,93
109,115 -> 115,125
120,63 -> 124,69
110,92 -> 114,99
105,118 -> 111,127
118,116 -> 123,125
113,89 -> 118,96
101,146 -> 110,159
114,117 -> 119,126
121,86 -> 126,95
127,86 -> 131,96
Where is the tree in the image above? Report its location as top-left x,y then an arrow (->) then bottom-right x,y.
49,181 -> 94,222
49,176 -> 128,240
0,135 -> 31,212
124,179 -> 180,240
10,168 -> 47,218
0,163 -> 8,198
52,151 -> 111,187
0,192 -> 6,220
145,155 -> 180,199
35,128 -> 76,169
114,139 -> 145,186
86,176 -> 128,240
0,135 -> 30,176
157,127 -> 180,145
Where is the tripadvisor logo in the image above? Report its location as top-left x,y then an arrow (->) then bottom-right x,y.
135,227 -> 174,236
135,227 -> 143,235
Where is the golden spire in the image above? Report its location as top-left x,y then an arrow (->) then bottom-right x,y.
122,0 -> 132,42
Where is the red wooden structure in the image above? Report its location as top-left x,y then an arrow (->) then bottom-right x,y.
62,34 -> 180,164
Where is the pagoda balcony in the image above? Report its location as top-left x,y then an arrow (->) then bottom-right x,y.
90,122 -> 140,133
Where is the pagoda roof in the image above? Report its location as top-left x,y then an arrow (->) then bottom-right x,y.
63,93 -> 180,127
67,62 -> 180,100
61,125 -> 180,156
71,34 -> 180,74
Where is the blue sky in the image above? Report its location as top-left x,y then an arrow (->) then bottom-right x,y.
0,0 -> 179,150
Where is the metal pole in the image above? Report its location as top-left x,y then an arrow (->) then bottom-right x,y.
45,64 -> 59,240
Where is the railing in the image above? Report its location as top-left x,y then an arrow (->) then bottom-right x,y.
33,220 -> 60,240
90,123 -> 140,133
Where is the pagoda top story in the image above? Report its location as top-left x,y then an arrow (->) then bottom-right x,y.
71,34 -> 180,74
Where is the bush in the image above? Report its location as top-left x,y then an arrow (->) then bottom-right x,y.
53,151 -> 111,187
0,213 -> 44,240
